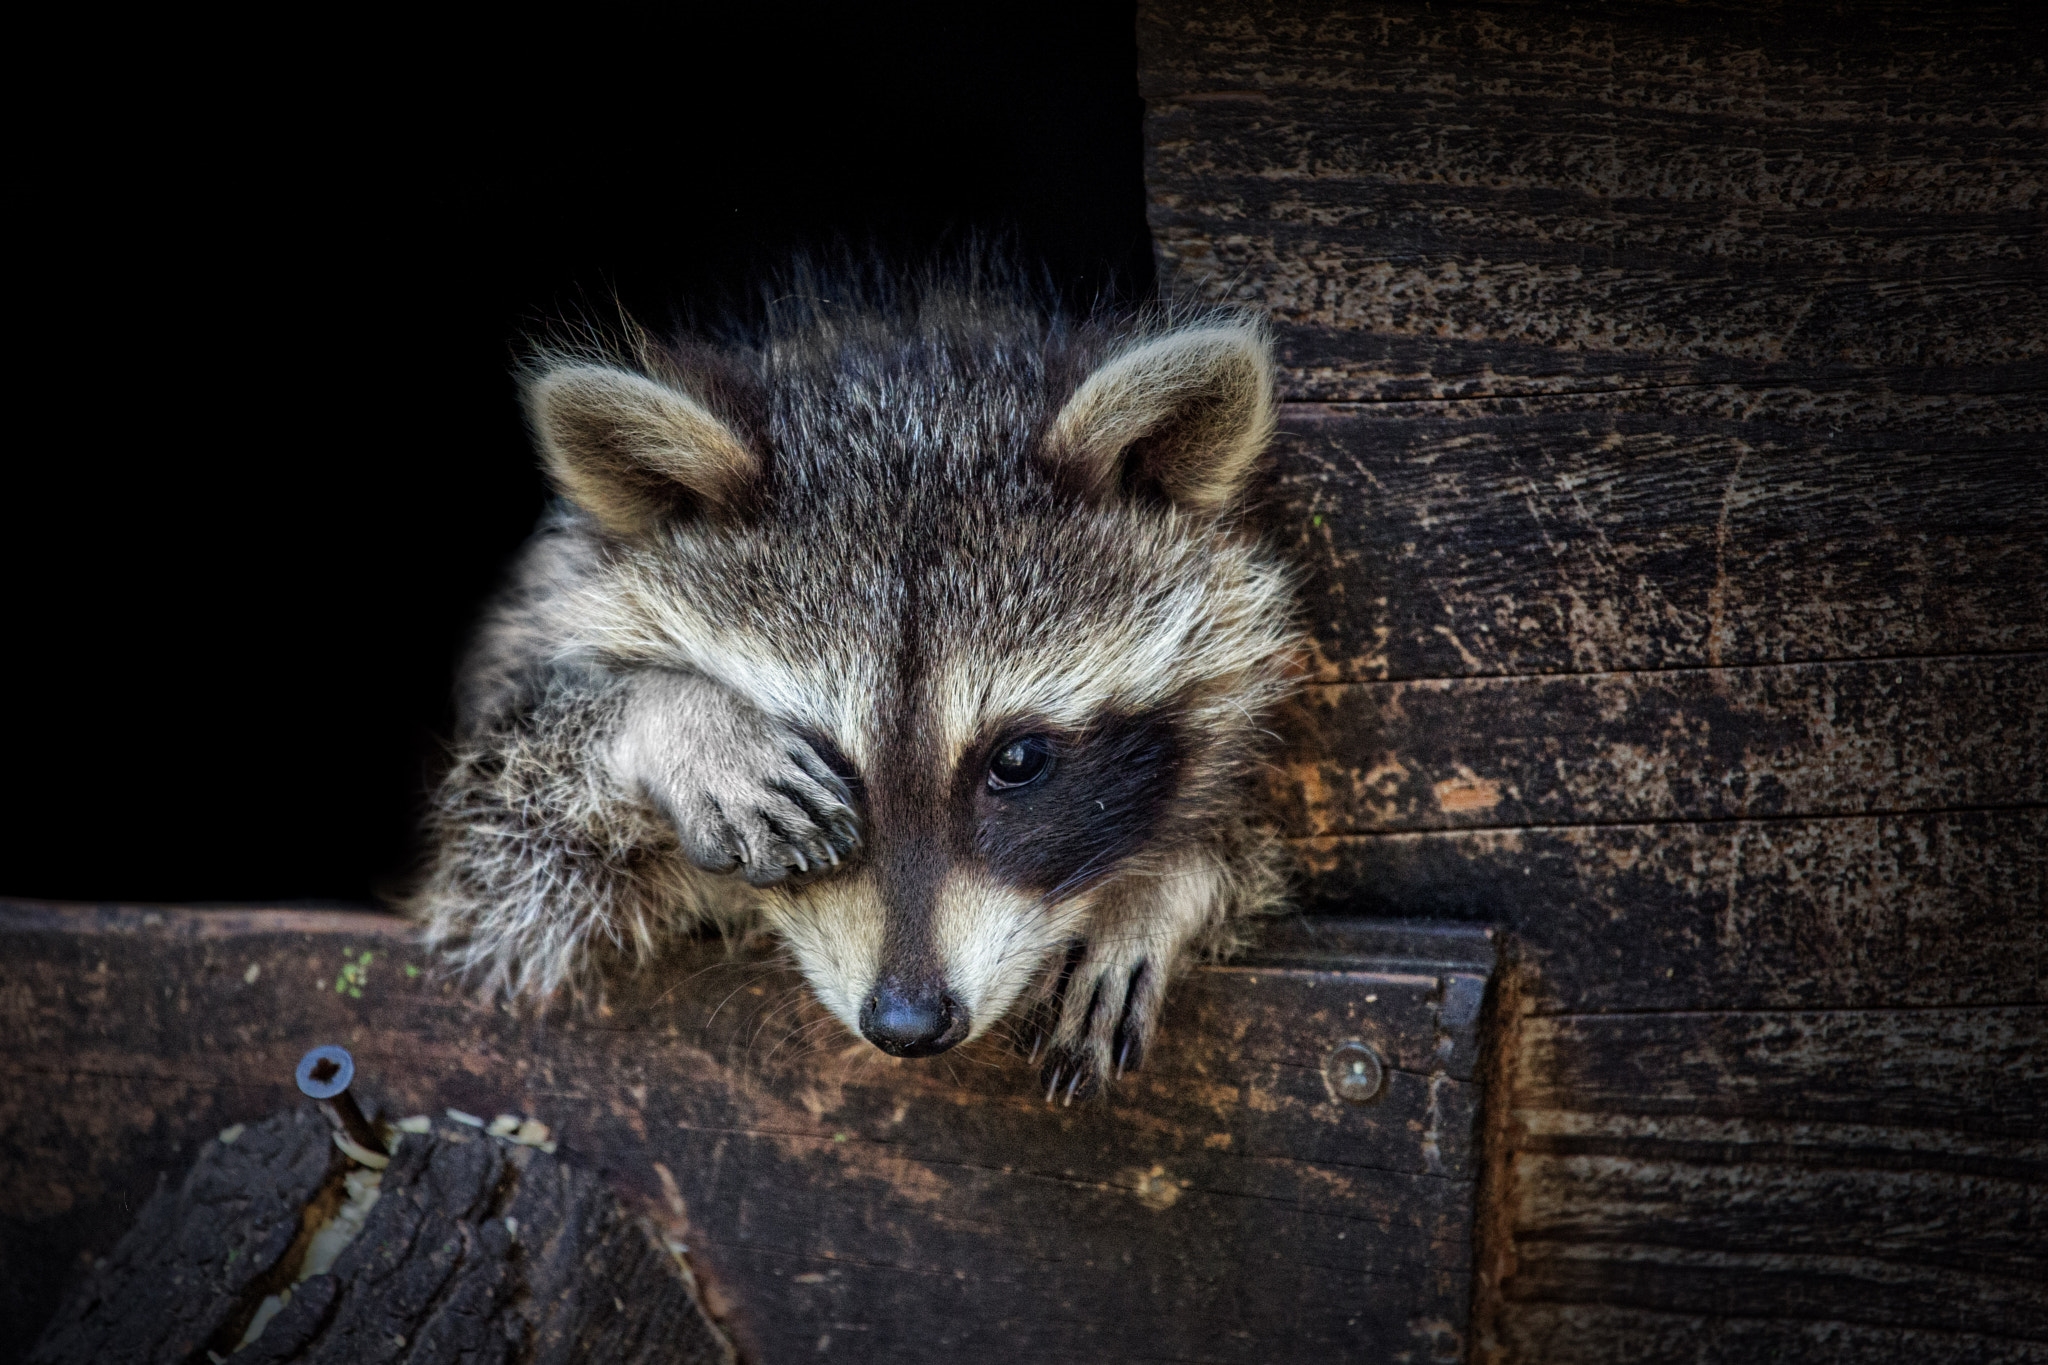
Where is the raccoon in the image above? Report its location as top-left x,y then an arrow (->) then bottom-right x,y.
410,271 -> 1299,1100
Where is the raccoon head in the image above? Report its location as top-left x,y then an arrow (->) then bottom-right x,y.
530,305 -> 1293,1058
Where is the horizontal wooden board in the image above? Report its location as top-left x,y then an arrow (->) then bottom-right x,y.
1263,401 -> 2048,682
1140,0 -> 2046,398
1273,653 -> 2048,835
1505,1244 -> 2048,1342
1506,999 -> 2048,1342
0,904 -> 1492,1365
1501,1304 -> 2048,1365
1519,1007 -> 2046,1138
1517,1109 -> 2047,1182
1512,1152 -> 2043,1280
1292,807 -> 2048,1012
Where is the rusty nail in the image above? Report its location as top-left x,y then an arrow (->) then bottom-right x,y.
1323,1040 -> 1385,1105
295,1045 -> 385,1154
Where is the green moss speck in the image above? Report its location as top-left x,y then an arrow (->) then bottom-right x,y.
334,949 -> 375,1000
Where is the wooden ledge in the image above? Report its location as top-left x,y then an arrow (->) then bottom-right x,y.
1,900 -> 1494,1363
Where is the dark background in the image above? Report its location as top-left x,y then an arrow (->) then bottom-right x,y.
3,7 -> 1151,904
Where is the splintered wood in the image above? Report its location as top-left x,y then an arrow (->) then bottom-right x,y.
27,1106 -> 732,1365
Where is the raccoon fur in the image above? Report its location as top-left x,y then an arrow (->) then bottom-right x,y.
410,269 -> 1300,1100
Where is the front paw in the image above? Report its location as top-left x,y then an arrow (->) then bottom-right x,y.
1030,939 -> 1163,1106
619,675 -> 861,888
668,735 -> 861,887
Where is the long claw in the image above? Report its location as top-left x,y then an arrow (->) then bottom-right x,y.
1044,1066 -> 1062,1105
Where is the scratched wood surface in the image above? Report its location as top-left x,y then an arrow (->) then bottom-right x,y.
0,903 -> 1493,1365
1141,1 -> 2046,1360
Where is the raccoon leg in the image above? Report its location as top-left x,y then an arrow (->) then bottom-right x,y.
412,678 -> 752,1001
1036,847 -> 1233,1104
613,671 -> 862,888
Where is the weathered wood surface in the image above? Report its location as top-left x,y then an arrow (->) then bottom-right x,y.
1298,809 -> 2048,1012
0,902 -> 1495,1365
1276,654 -> 2047,836
1142,1 -> 2046,1360
25,1108 -> 337,1365
1505,1307 -> 2048,1365
1142,1 -> 2045,402
1266,405 -> 2046,685
28,1106 -> 733,1365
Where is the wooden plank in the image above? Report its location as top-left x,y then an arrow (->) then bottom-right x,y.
1293,808 -> 2048,1011
1505,1246 -> 2048,1343
0,903 -> 1492,1365
1501,1304 -> 2048,1365
1263,402 -> 2047,682
1517,1007 -> 2046,1138
1273,654 -> 2048,836
1501,1008 -> 2048,1346
1139,0 -> 2046,399
1511,1151 -> 2042,1279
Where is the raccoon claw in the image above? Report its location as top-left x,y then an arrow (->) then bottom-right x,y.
1038,1047 -> 1101,1106
645,735 -> 860,888
1027,950 -> 1159,1102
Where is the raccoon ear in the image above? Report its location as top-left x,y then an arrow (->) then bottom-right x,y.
1046,322 -> 1276,513
525,362 -> 759,536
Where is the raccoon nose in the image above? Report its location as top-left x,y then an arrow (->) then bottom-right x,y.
859,981 -> 968,1057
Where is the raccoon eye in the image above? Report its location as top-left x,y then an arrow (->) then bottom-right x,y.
987,737 -> 1052,791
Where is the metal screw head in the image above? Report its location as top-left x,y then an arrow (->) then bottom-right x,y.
296,1045 -> 356,1100
1323,1040 -> 1385,1104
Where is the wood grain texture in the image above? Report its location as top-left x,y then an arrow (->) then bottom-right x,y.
0,903 -> 1494,1365
1141,1 -> 2047,1358
1140,0 -> 2045,399
28,1108 -> 734,1365
1502,1306 -> 2048,1365
1295,808 -> 2047,1011
1263,401 -> 2046,684
23,1109 -> 337,1365
1274,654 -> 2047,836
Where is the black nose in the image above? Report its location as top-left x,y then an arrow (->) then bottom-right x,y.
859,980 -> 968,1057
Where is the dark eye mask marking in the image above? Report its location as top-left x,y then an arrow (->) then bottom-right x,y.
967,706 -> 1185,897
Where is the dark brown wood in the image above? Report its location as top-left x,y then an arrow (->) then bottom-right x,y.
1296,809 -> 2047,1011
1261,401 -> 2046,684
1141,1 -> 2046,401
1274,654 -> 2047,836
25,1109 -> 336,1365
0,902 -> 1495,1365
27,1103 -> 732,1365
1502,1306 -> 2048,1365
1141,2 -> 2047,1360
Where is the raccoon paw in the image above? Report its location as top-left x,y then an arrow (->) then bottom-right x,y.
669,737 -> 861,888
619,675 -> 861,888
1030,940 -> 1163,1105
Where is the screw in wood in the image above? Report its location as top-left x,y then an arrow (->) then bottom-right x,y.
295,1045 -> 385,1154
1322,1039 -> 1385,1104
